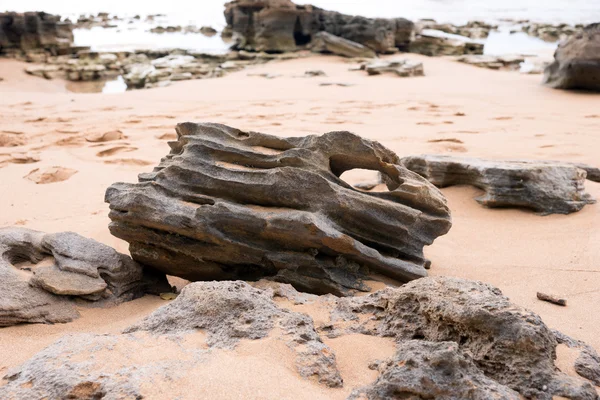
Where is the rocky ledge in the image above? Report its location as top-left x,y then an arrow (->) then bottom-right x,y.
0,227 -> 168,326
0,12 -> 73,55
105,122 -> 452,295
401,155 -> 600,215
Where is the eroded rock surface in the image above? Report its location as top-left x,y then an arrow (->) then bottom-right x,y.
349,340 -> 521,400
223,0 -> 414,53
401,155 -> 598,215
331,277 -> 599,399
358,59 -> 424,77
409,29 -> 484,56
0,12 -> 73,54
543,23 -> 600,91
0,227 -> 167,326
105,122 -> 452,295
310,32 -> 376,58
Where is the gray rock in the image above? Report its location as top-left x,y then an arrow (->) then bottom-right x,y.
543,23 -> 600,91
331,277 -> 599,399
0,12 -> 73,52
554,330 -> 600,387
311,31 -> 377,58
104,122 -> 452,295
361,59 -> 424,77
409,30 -> 484,56
0,227 -> 168,326
401,155 -> 597,215
126,280 -> 343,387
349,340 -> 521,400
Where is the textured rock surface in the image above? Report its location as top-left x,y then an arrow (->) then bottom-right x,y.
311,31 -> 376,58
359,59 -> 424,77
401,155 -> 598,215
105,122 -> 452,295
223,0 -> 414,53
331,277 -> 599,399
555,330 -> 600,387
349,340 -> 521,400
0,12 -> 73,53
0,227 -> 167,326
543,23 -> 600,91
127,281 -> 343,387
410,30 -> 484,56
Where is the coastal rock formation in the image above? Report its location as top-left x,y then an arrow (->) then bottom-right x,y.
223,0 -> 414,53
105,122 -> 452,295
401,155 -> 598,215
331,277 -> 599,399
357,59 -> 424,77
0,227 -> 167,326
455,54 -> 525,70
409,30 -> 484,56
310,32 -> 376,58
522,22 -> 581,43
0,12 -> 73,54
543,23 -> 600,91
349,340 -> 521,399
417,19 -> 497,39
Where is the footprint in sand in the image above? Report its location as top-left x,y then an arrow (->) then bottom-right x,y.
0,134 -> 26,147
125,119 -> 142,124
24,167 -> 77,184
492,116 -> 513,121
86,130 -> 125,143
454,112 -> 466,117
417,122 -> 434,126
55,128 -> 79,134
539,145 -> 555,148
96,146 -> 138,157
584,114 -> 599,118
156,133 -> 177,140
428,138 -> 464,144
7,153 -> 40,165
25,117 -> 46,123
104,159 -> 153,166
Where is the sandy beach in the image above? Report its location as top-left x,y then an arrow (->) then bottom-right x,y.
1,53 -> 599,397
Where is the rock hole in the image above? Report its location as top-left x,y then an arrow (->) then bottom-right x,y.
293,17 -> 312,46
339,169 -> 387,192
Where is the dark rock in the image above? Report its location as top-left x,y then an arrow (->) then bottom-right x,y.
349,340 -> 521,399
0,12 -> 73,53
331,276 -> 599,399
105,122 -> 452,295
223,0 -> 414,53
543,23 -> 600,91
0,227 -> 168,326
401,155 -> 597,215
310,31 -> 376,58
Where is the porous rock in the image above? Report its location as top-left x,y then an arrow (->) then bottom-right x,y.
105,122 -> 452,295
554,330 -> 600,387
543,23 -> 600,91
126,280 -> 343,387
401,154 -> 598,215
349,340 -> 521,400
331,276 -> 599,399
0,227 -> 168,326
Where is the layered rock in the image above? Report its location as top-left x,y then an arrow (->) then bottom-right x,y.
357,59 -> 424,77
105,123 -> 452,295
0,227 -> 167,326
223,0 -> 414,53
417,19 -> 497,39
0,12 -> 73,54
409,30 -> 484,56
401,155 -> 598,215
543,23 -> 600,92
331,277 -> 599,399
310,31 -> 376,58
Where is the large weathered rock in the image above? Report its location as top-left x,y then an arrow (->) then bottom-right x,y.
0,12 -> 73,53
409,29 -> 484,56
349,340 -> 521,400
223,0 -> 414,53
359,59 -> 424,77
401,155 -> 598,215
543,23 -> 600,91
310,31 -> 376,58
105,123 -> 452,295
0,227 -> 168,326
331,277 -> 599,399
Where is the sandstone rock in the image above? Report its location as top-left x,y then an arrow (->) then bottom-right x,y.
417,19 -> 497,40
0,12 -> 73,53
0,227 -> 168,326
554,330 -> 600,387
331,276 -> 599,399
223,0 -> 414,53
349,340 -> 521,399
360,59 -> 424,77
410,29 -> 484,56
105,123 -> 451,295
24,64 -> 62,79
455,54 -> 525,70
127,281 -> 343,386
401,155 -> 597,215
522,23 -> 579,43
543,23 -> 600,92
199,26 -> 218,36
311,32 -> 376,58
123,64 -> 155,88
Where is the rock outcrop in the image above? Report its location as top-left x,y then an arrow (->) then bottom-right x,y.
401,155 -> 598,215
331,277 -> 599,399
349,340 -> 521,399
0,227 -> 168,326
223,0 -> 414,53
105,122 -> 452,295
310,31 -> 376,58
0,12 -> 73,55
409,30 -> 484,56
543,23 -> 600,92
356,59 -> 424,77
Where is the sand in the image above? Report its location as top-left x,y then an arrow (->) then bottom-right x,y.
1,54 -> 599,396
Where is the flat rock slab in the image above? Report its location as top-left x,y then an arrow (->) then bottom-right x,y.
31,265 -> 107,296
105,122 -> 452,295
401,155 -> 598,215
